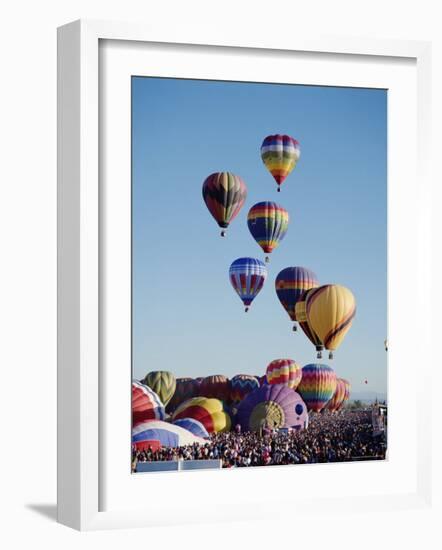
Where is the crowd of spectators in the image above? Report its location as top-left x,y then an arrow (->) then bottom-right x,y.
132,410 -> 387,471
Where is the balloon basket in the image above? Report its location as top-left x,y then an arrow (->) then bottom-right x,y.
292,324 -> 297,332
317,352 -> 322,359
329,352 -> 334,360
245,307 -> 249,312
265,256 -> 270,263
220,230 -> 226,237
277,187 -> 281,192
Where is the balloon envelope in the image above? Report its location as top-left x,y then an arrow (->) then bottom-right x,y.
132,381 -> 166,426
325,378 -> 347,412
306,284 -> 356,353
173,397 -> 231,433
230,374 -> 260,403
167,377 -> 201,412
247,202 -> 289,256
261,134 -> 300,189
295,289 -> 324,354
132,421 -> 207,448
266,359 -> 302,390
237,384 -> 308,431
297,364 -> 337,412
202,172 -> 247,233
199,375 -> 230,402
275,267 -> 319,322
142,371 -> 176,406
229,257 -> 267,310
172,417 -> 210,439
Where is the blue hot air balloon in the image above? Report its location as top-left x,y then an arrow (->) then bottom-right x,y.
229,257 -> 267,312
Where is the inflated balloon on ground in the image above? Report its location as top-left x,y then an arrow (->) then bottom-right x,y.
142,371 -> 176,406
172,397 -> 231,433
132,381 -> 166,426
297,364 -> 337,412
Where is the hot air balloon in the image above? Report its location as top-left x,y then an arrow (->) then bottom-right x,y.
297,364 -> 337,412
275,267 -> 319,331
142,371 -> 176,407
166,377 -> 201,413
200,375 -> 230,402
172,418 -> 210,439
266,359 -> 302,390
230,374 -> 260,403
132,420 -> 207,449
295,289 -> 324,358
325,378 -> 347,412
202,172 -> 247,236
261,134 -> 301,191
305,284 -> 356,359
236,384 -> 308,432
257,374 -> 268,386
247,202 -> 289,262
229,257 -> 267,312
338,379 -> 351,410
132,380 -> 166,426
173,397 -> 231,433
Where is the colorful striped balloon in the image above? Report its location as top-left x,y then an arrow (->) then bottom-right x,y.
229,257 -> 267,312
275,267 -> 319,327
306,284 -> 356,359
247,202 -> 289,262
132,421 -> 207,449
199,374 -> 230,402
325,377 -> 347,412
338,379 -> 351,410
295,289 -> 324,357
261,134 -> 301,191
229,374 -> 260,403
202,172 -> 247,236
172,397 -> 231,433
132,380 -> 166,426
237,384 -> 308,432
297,364 -> 337,412
266,359 -> 302,390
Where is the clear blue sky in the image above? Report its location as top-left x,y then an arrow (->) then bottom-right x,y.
132,77 -> 387,396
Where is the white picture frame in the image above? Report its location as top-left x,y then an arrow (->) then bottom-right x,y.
57,19 -> 433,531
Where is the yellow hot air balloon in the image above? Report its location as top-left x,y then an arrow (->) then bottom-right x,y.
305,284 -> 356,359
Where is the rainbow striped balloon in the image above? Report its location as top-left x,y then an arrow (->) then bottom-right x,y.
325,377 -> 347,412
261,134 -> 301,191
297,364 -> 337,412
247,202 -> 289,261
266,359 -> 302,390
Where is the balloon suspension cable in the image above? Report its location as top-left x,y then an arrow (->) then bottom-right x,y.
265,256 -> 270,263
245,307 -> 249,313
329,351 -> 334,360
220,230 -> 226,237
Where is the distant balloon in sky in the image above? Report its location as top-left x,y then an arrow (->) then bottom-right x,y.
305,284 -> 356,359
229,257 -> 267,312
202,172 -> 247,236
247,202 -> 289,262
261,134 -> 301,191
275,267 -> 318,330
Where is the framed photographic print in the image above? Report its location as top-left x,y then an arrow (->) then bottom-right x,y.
57,20 -> 433,531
